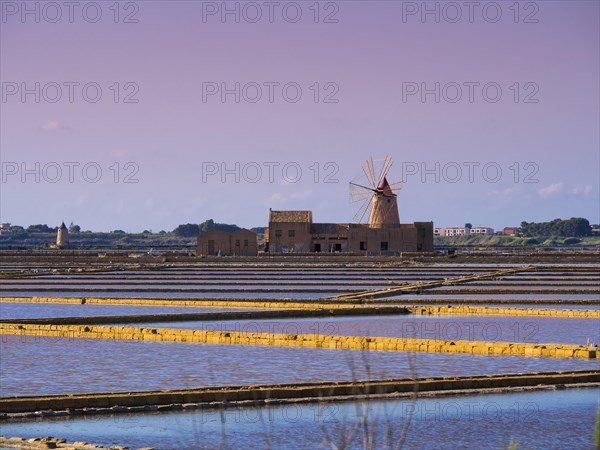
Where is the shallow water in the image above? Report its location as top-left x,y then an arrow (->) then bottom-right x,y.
36,270 -> 484,278
434,285 -> 600,292
439,303 -> 599,310
0,302 -> 251,319
472,280 -> 600,285
1,388 -> 597,450
0,291 -> 331,299
32,274 -> 447,281
0,284 -> 375,291
387,293 -> 600,301
1,336 -> 598,397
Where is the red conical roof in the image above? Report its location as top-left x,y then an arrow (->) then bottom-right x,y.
377,177 -> 389,190
377,177 -> 394,196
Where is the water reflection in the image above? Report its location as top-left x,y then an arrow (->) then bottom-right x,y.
1,388 -> 597,450
2,336 -> 598,396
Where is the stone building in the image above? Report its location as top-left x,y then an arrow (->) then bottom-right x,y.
266,210 -> 313,253
310,223 -> 349,253
197,229 -> 230,256
348,222 -> 433,253
266,210 -> 433,254
197,228 -> 258,256
265,167 -> 433,254
56,222 -> 69,248
231,229 -> 259,256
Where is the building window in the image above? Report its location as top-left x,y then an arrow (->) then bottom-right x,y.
244,239 -> 248,247
275,229 -> 282,238
235,239 -> 240,246
359,241 -> 366,251
380,241 -> 388,251
288,230 -> 295,237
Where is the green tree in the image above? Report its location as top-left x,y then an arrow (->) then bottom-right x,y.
27,224 -> 55,233
519,218 -> 591,237
173,223 -> 200,236
199,219 -> 240,233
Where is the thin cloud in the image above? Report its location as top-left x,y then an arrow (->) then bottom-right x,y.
41,120 -> 60,131
41,120 -> 72,132
489,185 -> 520,200
537,182 -> 564,198
571,184 -> 592,195
264,192 -> 286,206
290,189 -> 313,200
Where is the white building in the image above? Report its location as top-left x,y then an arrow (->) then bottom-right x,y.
435,226 -> 494,237
470,227 -> 495,236
443,227 -> 471,236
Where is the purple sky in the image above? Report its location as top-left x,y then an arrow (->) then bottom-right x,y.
1,1 -> 598,232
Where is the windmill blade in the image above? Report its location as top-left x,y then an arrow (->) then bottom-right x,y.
349,182 -> 376,203
388,181 -> 403,194
353,195 -> 373,223
376,155 -> 394,188
349,181 -> 376,192
363,158 -> 377,188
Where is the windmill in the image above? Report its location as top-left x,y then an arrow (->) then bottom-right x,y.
349,156 -> 402,228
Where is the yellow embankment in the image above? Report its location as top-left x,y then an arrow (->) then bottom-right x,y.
1,323 -> 596,359
0,296 -> 350,309
412,305 -> 600,318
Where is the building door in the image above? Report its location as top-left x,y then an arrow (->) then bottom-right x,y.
335,243 -> 342,252
314,243 -> 321,252
208,240 -> 215,255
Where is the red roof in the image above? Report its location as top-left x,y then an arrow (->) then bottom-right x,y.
377,177 -> 389,190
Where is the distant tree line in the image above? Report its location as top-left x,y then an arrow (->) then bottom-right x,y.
172,219 -> 241,237
520,218 -> 592,237
4,218 -> 594,240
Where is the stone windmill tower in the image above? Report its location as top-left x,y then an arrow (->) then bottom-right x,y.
56,222 -> 69,248
349,156 -> 402,228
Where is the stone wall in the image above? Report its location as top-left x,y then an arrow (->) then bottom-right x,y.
1,323 -> 596,359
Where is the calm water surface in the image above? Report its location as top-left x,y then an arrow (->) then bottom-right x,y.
2,336 -> 598,396
0,388 -> 597,450
0,291 -> 330,299
0,302 -> 252,319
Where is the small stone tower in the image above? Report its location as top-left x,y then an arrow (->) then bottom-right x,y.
56,222 -> 69,248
